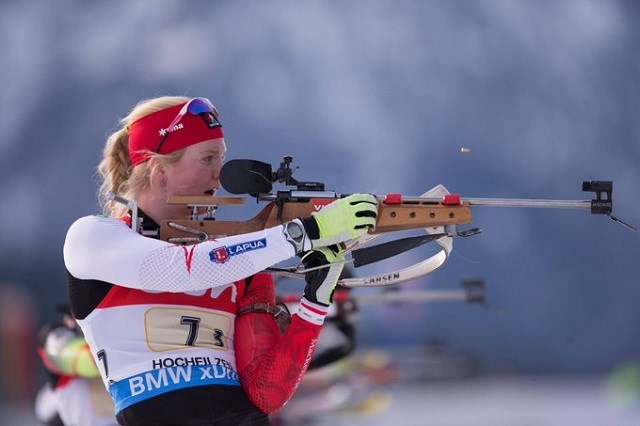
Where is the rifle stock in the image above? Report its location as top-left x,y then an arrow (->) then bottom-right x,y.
160,196 -> 473,243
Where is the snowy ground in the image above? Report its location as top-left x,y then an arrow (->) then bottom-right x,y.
278,375 -> 640,426
3,375 -> 639,426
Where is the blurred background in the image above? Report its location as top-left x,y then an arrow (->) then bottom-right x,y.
1,0 -> 639,424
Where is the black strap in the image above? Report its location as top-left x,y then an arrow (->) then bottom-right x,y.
351,233 -> 445,267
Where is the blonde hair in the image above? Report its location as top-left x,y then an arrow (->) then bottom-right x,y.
97,96 -> 189,217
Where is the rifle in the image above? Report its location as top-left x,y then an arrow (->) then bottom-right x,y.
148,156 -> 633,288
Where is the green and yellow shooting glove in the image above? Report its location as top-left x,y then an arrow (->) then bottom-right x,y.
282,193 -> 378,254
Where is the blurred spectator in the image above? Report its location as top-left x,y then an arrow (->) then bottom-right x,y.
0,285 -> 37,403
34,305 -> 116,425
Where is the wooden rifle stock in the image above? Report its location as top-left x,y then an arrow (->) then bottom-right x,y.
159,196 -> 473,243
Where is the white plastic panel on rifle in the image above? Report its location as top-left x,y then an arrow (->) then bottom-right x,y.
339,184 -> 453,288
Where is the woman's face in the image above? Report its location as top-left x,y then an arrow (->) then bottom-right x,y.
161,138 -> 227,217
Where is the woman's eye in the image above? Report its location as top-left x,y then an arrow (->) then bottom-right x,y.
203,155 -> 224,164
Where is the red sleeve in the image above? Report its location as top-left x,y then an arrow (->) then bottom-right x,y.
235,273 -> 322,415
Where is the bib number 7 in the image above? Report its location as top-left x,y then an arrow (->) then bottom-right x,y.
145,307 -> 231,352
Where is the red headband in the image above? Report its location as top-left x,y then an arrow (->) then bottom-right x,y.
128,102 -> 224,165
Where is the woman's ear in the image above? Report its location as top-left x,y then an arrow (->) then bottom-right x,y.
149,158 -> 167,189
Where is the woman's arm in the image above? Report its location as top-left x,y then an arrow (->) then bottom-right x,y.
63,215 -> 297,292
234,273 -> 322,414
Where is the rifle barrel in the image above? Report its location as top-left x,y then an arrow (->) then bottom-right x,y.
462,198 -> 592,210
259,191 -> 593,211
